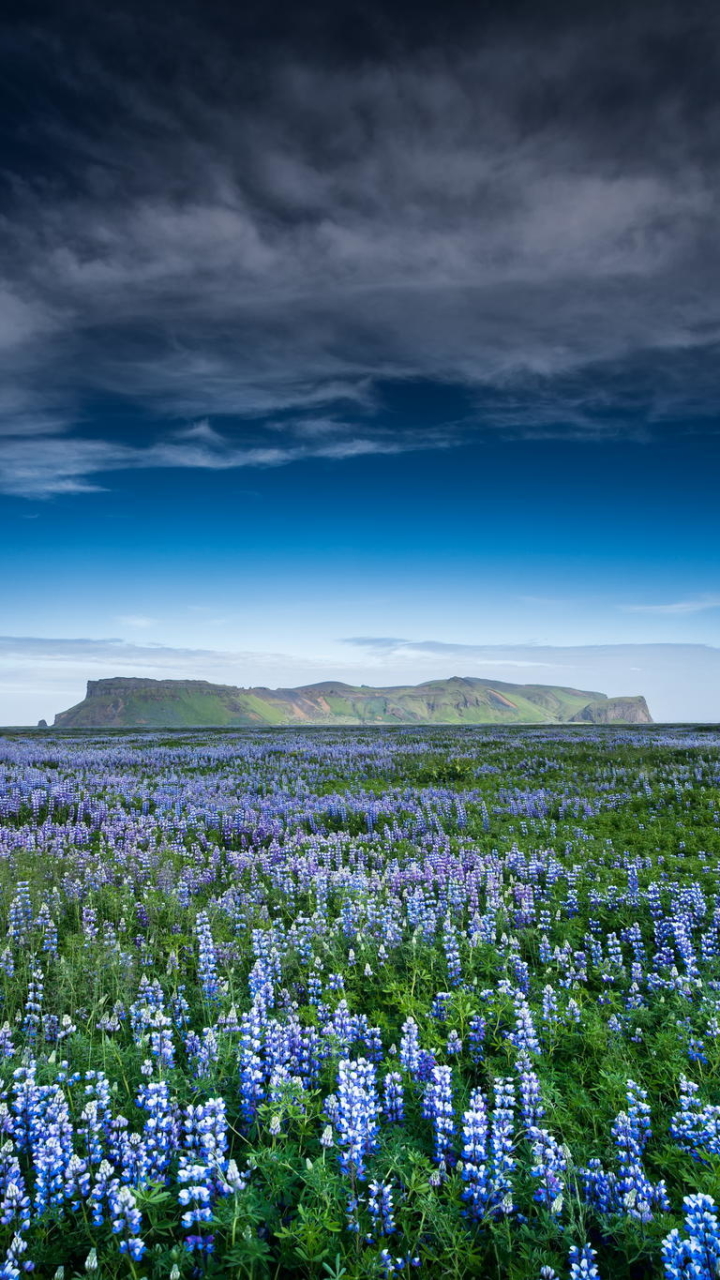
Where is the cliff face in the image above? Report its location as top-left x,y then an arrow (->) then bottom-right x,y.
52,677 -> 654,728
569,695 -> 653,725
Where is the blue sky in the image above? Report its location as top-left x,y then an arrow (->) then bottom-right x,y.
4,431 -> 719,723
1,0 -> 719,722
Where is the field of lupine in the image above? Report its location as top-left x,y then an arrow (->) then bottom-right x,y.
0,726 -> 720,1279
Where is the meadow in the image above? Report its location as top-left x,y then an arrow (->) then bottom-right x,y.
0,724 -> 719,1280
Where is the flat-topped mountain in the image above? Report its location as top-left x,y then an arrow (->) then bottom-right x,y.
51,676 -> 653,727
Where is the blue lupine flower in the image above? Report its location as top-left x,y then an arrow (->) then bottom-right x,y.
569,1243 -> 600,1279
335,1057 -> 379,1181
460,1086 -> 490,1218
662,1194 -> 720,1280
425,1065 -> 454,1167
611,1080 -> 669,1221
443,919 -> 462,986
109,1182 -> 145,1261
529,1127 -> 567,1212
185,1027 -> 219,1079
368,1180 -> 396,1235
195,911 -> 220,1001
670,1076 -> 720,1158
516,1053 -> 545,1129
0,1231 -> 30,1280
489,1078 -> 516,1214
399,1018 -> 420,1077
446,1030 -> 462,1056
382,1072 -> 404,1124
468,1014 -> 485,1063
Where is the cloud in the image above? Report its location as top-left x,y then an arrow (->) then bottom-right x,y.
0,420 -> 441,497
115,615 -> 158,628
4,634 -> 720,724
2,2 -> 720,495
621,595 -> 720,615
343,637 -> 562,665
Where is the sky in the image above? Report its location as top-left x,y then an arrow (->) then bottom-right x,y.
2,0 -> 719,723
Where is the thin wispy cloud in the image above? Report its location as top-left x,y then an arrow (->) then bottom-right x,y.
0,635 -> 333,678
343,637 -> 562,666
2,3 -> 720,495
622,595 -> 720,615
0,423 -> 443,497
115,615 -> 159,629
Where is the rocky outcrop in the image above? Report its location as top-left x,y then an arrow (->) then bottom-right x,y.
569,696 -> 652,724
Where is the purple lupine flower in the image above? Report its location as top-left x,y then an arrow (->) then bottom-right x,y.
238,999 -> 267,1125
7,883 -> 32,945
0,1025 -> 14,1061
509,994 -> 541,1054
430,992 -> 452,1021
417,1050 -> 438,1083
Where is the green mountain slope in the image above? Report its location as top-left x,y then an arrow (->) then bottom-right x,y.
51,677 -> 653,727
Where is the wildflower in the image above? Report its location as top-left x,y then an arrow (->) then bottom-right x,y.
195,911 -> 219,1001
569,1243 -> 600,1279
109,1183 -> 145,1260
489,1078 -> 516,1214
335,1058 -> 379,1181
424,1065 -> 454,1166
368,1180 -> 396,1235
443,919 -> 462,986
468,1014 -> 485,1062
399,1018 -> 420,1077
670,1076 -> 720,1158
612,1080 -> 668,1221
529,1127 -> 567,1213
382,1072 -> 404,1124
516,1053 -> 545,1129
662,1193 -> 720,1280
460,1087 -> 490,1218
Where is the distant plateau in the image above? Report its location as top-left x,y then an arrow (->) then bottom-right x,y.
49,677 -> 653,728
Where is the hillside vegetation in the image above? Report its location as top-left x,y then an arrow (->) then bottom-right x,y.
51,675 -> 653,727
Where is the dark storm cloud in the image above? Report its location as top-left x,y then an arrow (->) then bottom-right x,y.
2,0 -> 720,494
